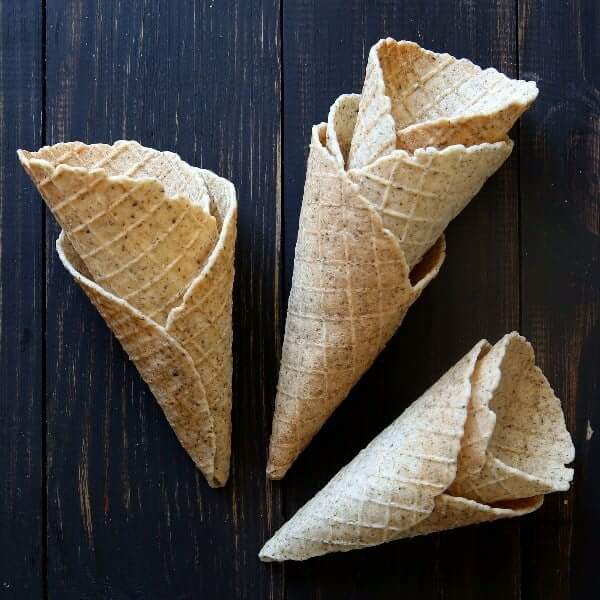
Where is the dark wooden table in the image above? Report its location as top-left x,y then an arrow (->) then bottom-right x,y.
1,1 -> 598,598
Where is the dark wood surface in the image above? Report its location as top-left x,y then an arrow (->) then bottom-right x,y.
519,1 -> 599,598
0,1 -> 597,598
0,1 -> 44,597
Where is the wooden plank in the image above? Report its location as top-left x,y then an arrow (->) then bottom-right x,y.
0,1 -> 44,597
518,1 -> 599,599
44,1 -> 282,598
281,1 -> 522,598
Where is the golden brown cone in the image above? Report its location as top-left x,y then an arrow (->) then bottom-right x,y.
267,77 -> 524,479
19,141 -> 236,487
260,333 -> 573,561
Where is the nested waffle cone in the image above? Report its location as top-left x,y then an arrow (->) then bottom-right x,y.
18,141 -> 237,487
266,107 -> 445,480
260,333 -> 574,561
348,38 -> 538,169
267,69 -> 529,479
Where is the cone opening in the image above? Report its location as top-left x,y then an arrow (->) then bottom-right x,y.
492,496 -> 543,512
20,141 -> 212,210
374,39 -> 538,152
19,142 -> 234,328
486,334 -> 575,487
408,236 -> 445,286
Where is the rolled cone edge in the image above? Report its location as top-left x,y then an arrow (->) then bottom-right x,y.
347,38 -> 538,170
394,83 -> 538,152
165,171 -> 238,486
56,233 -> 223,487
401,494 -> 543,540
450,332 -> 575,503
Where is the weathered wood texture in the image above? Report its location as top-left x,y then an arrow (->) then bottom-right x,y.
0,2 -> 44,598
43,1 -> 281,598
518,1 -> 599,599
0,0 -> 597,598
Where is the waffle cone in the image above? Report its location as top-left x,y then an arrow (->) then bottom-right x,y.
266,111 -> 445,479
260,333 -> 574,561
19,141 -> 236,487
267,71 -> 526,478
348,39 -> 538,168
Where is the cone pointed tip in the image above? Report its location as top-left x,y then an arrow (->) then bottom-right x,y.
206,477 -> 227,489
258,549 -> 276,563
259,538 -> 287,562
16,149 -> 30,167
266,461 -> 287,480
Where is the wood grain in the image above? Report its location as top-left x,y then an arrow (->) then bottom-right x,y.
281,1 -> 523,598
518,1 -> 599,598
0,2 -> 44,597
43,1 -> 282,598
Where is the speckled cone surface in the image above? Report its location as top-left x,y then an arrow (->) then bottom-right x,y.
18,141 -> 237,487
260,333 -> 574,561
348,39 -> 539,169
267,39 -> 538,480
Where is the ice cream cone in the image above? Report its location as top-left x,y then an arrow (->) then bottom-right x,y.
266,104 -> 446,479
267,45 -> 535,478
19,141 -> 236,487
260,333 -> 574,561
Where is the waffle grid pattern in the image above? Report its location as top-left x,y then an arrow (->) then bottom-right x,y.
21,142 -> 237,486
23,142 -> 216,325
348,115 -> 512,269
270,137 -> 426,475
348,39 -> 535,169
262,335 -> 573,561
